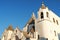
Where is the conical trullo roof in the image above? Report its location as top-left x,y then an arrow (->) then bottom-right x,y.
7,25 -> 14,31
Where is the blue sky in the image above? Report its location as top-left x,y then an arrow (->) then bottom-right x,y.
0,0 -> 60,37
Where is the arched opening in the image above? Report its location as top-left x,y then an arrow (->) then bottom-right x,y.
46,12 -> 49,18
53,18 -> 55,23
41,12 -> 44,19
54,31 -> 56,36
56,20 -> 59,25
27,19 -> 35,33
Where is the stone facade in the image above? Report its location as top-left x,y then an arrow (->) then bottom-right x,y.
1,3 -> 60,40
1,26 -> 23,40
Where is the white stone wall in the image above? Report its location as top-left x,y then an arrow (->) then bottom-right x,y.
7,30 -> 13,40
1,4 -> 60,40
35,6 -> 60,40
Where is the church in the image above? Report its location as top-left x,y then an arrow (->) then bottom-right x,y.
1,3 -> 60,40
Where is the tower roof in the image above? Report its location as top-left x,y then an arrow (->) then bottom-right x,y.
32,12 -> 35,18
7,25 -> 14,31
41,2 -> 46,9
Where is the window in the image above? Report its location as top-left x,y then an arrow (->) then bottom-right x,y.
16,30 -> 17,33
53,18 -> 55,23
41,12 -> 44,19
56,20 -> 58,25
46,12 -> 49,17
28,20 -> 35,32
38,35 -> 40,39
54,31 -> 56,36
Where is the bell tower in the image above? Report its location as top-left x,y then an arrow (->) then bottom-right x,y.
36,2 -> 51,40
37,2 -> 48,20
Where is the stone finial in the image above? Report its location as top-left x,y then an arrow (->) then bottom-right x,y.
41,2 -> 46,9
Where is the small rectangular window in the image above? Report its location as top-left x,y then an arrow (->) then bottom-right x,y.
46,12 -> 49,17
56,20 -> 59,25
54,31 -> 56,36
53,18 -> 55,23
38,35 -> 40,39
16,30 -> 17,33
41,12 -> 44,19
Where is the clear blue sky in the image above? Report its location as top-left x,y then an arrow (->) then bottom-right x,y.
0,0 -> 60,37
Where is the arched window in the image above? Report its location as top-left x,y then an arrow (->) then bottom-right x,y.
53,18 -> 55,23
54,31 -> 56,36
56,20 -> 58,25
38,35 -> 40,39
41,12 -> 44,19
16,30 -> 17,33
46,12 -> 49,17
